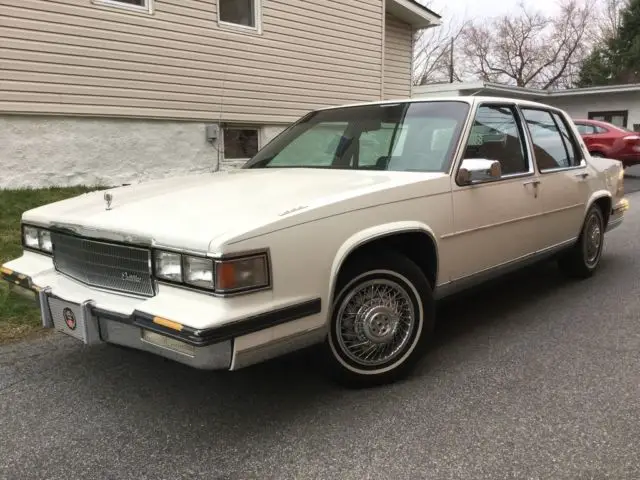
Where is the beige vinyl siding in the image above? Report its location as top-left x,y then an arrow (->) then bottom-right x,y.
383,13 -> 412,100
0,0 -> 384,123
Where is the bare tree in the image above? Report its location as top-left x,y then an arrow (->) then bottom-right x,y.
413,18 -> 470,85
594,0 -> 628,41
412,1 -> 470,85
458,0 -> 595,89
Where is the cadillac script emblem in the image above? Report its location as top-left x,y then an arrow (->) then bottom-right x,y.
104,192 -> 113,210
62,307 -> 77,330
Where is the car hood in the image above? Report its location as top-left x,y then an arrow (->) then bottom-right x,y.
23,168 -> 448,252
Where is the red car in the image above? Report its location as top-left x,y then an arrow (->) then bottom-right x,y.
573,118 -> 640,168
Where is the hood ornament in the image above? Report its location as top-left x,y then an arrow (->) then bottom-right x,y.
104,192 -> 113,210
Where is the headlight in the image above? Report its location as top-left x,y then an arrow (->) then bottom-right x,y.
184,255 -> 214,289
23,226 -> 40,249
22,225 -> 53,254
152,249 -> 270,294
154,251 -> 182,282
39,230 -> 53,253
215,254 -> 269,293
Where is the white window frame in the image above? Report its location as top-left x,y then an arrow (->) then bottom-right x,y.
217,0 -> 262,35
92,0 -> 154,15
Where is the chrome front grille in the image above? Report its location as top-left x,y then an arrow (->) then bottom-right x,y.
51,232 -> 154,297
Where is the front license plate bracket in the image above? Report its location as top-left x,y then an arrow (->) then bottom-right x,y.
40,290 -> 102,345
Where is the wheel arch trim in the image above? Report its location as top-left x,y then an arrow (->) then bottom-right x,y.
585,190 -> 612,216
327,222 -> 439,313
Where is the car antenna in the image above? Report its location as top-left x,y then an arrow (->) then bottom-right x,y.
213,65 -> 227,173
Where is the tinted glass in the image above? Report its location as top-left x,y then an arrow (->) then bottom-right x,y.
575,123 -> 595,135
219,0 -> 255,27
224,128 -> 259,159
463,105 -> 528,175
551,112 -> 581,167
522,109 -> 577,169
244,101 -> 471,172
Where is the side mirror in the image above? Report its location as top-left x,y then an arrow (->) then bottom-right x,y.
457,158 -> 502,185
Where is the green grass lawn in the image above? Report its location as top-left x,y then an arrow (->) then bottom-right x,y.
0,187 -> 99,343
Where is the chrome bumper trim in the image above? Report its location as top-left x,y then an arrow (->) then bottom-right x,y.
99,319 -> 232,370
39,287 -> 54,328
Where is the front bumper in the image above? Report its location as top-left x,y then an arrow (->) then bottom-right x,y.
1,253 -> 324,370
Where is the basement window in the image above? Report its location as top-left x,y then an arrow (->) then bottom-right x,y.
92,0 -> 153,14
218,0 -> 261,32
224,128 -> 260,160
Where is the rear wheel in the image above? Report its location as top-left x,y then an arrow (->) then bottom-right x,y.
324,250 -> 435,388
558,204 -> 605,279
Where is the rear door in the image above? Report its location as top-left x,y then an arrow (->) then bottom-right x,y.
519,107 -> 591,248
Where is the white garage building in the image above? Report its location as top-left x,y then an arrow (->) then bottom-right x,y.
413,81 -> 640,132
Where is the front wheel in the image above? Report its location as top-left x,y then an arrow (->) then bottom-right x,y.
558,204 -> 605,278
324,250 -> 435,388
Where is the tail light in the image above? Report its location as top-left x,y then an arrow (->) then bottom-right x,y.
617,169 -> 624,197
622,135 -> 640,152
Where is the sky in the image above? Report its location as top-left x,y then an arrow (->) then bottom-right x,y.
426,0 -> 562,24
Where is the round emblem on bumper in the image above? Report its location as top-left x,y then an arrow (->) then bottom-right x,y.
63,308 -> 77,330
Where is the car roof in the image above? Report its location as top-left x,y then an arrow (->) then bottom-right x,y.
315,95 -> 563,113
574,118 -> 624,130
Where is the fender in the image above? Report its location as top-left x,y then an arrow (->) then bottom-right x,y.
327,221 -> 439,311
584,190 -> 612,217
588,144 -> 609,156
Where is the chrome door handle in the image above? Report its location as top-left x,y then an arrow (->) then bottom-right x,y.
523,179 -> 541,198
575,172 -> 589,179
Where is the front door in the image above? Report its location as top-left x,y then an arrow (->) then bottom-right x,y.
445,103 -> 543,282
519,107 -> 591,248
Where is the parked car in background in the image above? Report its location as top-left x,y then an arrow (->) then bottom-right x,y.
1,97 -> 629,388
573,118 -> 640,168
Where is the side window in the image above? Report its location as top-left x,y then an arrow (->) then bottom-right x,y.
551,112 -> 581,166
575,123 -> 594,135
595,126 -> 609,134
463,105 -> 528,175
521,109 -> 580,170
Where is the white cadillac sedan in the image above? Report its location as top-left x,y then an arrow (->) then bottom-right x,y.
1,96 -> 629,388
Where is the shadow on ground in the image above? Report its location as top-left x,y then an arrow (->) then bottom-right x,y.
68,251 -> 625,396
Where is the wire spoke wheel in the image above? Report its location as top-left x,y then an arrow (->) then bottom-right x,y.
584,213 -> 602,266
335,279 -> 416,368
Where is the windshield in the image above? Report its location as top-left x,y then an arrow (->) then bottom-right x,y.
243,101 -> 471,172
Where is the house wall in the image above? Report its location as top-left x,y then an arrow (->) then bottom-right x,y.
0,115 -> 289,189
0,0 -> 385,124
0,115 -> 217,188
546,92 -> 640,129
384,13 -> 412,100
